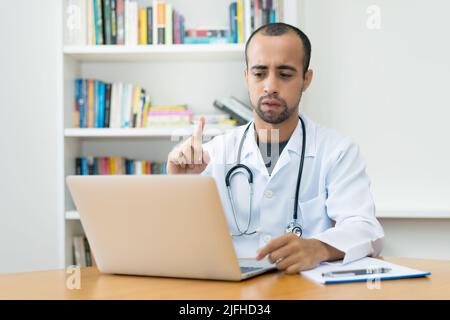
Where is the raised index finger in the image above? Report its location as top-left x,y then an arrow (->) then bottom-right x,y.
192,115 -> 205,147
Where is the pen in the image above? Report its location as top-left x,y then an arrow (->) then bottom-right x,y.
322,267 -> 392,278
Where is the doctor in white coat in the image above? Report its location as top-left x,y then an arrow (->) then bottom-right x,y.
167,23 -> 384,274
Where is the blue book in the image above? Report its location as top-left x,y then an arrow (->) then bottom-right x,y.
180,15 -> 185,44
94,81 -> 99,128
270,9 -> 276,23
97,82 -> 106,128
184,36 -> 231,44
81,80 -> 88,128
229,2 -> 237,43
81,157 -> 88,176
75,79 -> 83,128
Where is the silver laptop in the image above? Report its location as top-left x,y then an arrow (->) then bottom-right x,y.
66,175 -> 276,281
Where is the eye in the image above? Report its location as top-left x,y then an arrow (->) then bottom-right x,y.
280,73 -> 293,78
253,73 -> 264,78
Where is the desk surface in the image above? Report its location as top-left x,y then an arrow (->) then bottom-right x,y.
1,257 -> 449,299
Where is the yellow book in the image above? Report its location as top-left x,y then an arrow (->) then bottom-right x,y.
138,8 -> 147,45
109,157 -> 115,175
131,87 -> 142,128
142,97 -> 151,127
237,0 -> 244,43
149,105 -> 187,111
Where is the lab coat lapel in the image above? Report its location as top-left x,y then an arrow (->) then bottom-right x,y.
270,113 -> 316,177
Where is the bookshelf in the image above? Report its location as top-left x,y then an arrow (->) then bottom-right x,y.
61,0 -> 300,267
64,44 -> 246,61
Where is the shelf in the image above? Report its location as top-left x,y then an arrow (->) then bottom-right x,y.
63,44 -> 245,62
64,124 -> 235,138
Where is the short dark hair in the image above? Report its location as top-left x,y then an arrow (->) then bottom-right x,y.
245,22 -> 311,76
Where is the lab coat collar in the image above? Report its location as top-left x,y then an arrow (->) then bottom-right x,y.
237,112 -> 317,177
239,112 -> 317,161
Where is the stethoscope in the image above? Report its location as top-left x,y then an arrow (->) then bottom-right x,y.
225,115 -> 306,237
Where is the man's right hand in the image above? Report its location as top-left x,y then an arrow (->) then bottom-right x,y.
167,116 -> 210,174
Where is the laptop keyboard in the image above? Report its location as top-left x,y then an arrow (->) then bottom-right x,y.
240,266 -> 263,274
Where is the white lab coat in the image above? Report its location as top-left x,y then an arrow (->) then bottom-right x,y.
201,112 -> 384,264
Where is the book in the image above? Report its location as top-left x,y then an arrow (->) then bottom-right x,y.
102,0 -> 112,44
93,0 -> 104,45
64,0 -> 88,45
138,7 -> 147,45
116,0 -> 125,44
229,2 -> 238,43
157,1 -> 166,44
110,0 -> 118,43
146,7 -> 153,44
124,0 -> 138,46
213,96 -> 253,125
237,0 -> 244,43
165,3 -> 173,44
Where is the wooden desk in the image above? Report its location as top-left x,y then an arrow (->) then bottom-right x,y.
0,257 -> 449,299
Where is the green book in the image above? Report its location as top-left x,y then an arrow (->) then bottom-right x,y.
103,0 -> 112,44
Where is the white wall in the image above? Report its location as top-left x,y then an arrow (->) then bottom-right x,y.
299,0 -> 450,259
0,0 -> 63,273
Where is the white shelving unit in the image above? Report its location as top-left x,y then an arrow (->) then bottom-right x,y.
63,44 -> 245,62
62,0 -> 300,267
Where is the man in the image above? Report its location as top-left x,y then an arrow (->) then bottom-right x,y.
167,23 -> 384,274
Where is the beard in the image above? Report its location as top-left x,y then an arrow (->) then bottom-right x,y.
254,95 -> 294,124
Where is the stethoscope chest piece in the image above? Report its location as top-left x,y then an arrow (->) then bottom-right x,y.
286,220 -> 302,237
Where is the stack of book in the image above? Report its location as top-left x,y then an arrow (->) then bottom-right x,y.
192,114 -> 237,126
75,156 -> 167,175
64,0 -> 284,46
213,96 -> 253,125
73,235 -> 94,267
146,105 -> 193,126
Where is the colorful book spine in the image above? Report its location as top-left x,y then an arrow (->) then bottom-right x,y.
165,3 -> 173,45
157,1 -> 166,44
93,0 -> 104,45
237,0 -> 244,43
138,7 -> 147,45
76,157 -> 166,175
87,79 -> 95,128
116,0 -> 125,44
146,7 -> 153,44
110,0 -> 118,43
104,83 -> 112,128
103,0 -> 112,44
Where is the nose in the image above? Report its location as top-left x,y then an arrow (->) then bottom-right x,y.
263,73 -> 279,96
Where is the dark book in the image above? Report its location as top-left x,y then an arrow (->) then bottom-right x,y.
104,83 -> 112,128
103,0 -> 112,44
213,97 -> 252,126
87,156 -> 95,175
146,7 -> 153,44
75,158 -> 82,175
